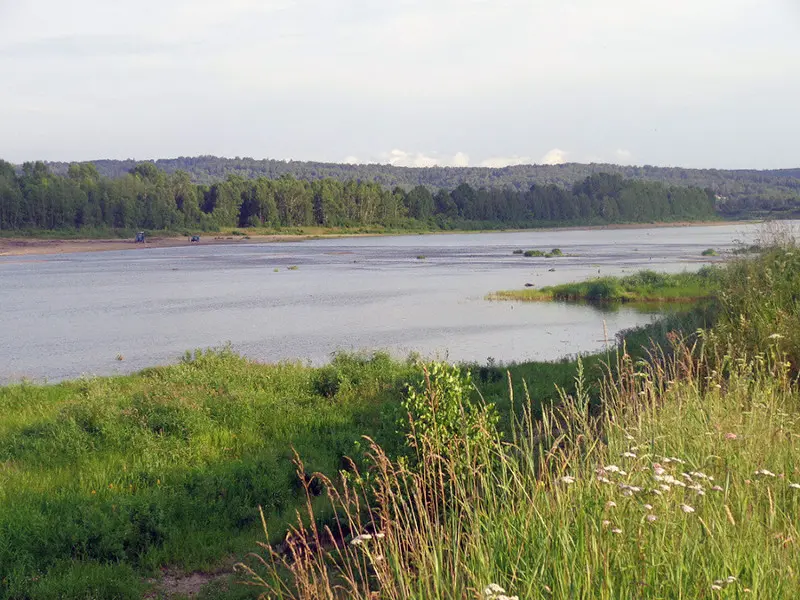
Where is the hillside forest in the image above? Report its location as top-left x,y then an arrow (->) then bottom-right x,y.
0,159 -> 718,232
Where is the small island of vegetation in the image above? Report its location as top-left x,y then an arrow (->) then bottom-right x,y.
488,268 -> 720,304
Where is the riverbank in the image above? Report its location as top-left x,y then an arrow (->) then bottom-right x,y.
0,220 -> 752,257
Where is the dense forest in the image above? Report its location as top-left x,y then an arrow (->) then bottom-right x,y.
0,159 -> 716,232
41,156 -> 800,220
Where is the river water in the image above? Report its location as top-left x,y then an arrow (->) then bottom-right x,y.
0,222 -> 773,383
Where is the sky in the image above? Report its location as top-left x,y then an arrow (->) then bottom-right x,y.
1,0 -> 798,169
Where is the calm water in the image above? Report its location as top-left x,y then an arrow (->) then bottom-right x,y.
0,222 -> 774,383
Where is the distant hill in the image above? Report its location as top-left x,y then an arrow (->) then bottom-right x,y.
41,156 -> 800,219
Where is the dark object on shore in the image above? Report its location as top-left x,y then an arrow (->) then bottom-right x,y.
135,232 -> 145,243
190,235 -> 200,242
548,268 -> 556,272
525,283 -> 534,287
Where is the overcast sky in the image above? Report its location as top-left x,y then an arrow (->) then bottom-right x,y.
1,0 -> 798,169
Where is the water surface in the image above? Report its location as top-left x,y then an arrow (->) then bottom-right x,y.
0,222 -> 771,382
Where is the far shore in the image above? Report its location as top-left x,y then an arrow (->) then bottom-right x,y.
0,220 -> 757,258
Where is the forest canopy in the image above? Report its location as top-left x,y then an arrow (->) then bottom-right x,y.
39,156 -> 800,221
0,159 -> 720,232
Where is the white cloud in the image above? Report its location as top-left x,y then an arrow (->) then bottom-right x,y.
383,149 -> 471,168
342,155 -> 361,164
541,149 -> 568,165
480,156 -> 532,168
614,149 -> 634,164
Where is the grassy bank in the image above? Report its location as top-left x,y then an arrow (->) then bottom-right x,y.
0,351 -> 417,599
2,339 -> 664,599
489,268 -> 721,304
237,246 -> 800,599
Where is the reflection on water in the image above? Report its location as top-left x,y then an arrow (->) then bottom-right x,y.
0,222 -> 771,383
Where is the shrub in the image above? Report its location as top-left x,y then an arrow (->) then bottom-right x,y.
701,248 -> 718,256
524,250 -> 545,257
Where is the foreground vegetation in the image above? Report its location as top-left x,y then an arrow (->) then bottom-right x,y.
236,245 -> 800,599
489,268 -> 721,304
3,243 -> 798,598
2,341 -> 649,599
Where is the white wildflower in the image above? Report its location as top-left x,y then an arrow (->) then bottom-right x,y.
611,527 -> 623,534
622,489 -> 634,497
606,501 -> 617,508
711,485 -> 724,492
602,520 -> 611,528
726,576 -> 737,583
711,584 -> 722,591
604,465 -> 621,473
622,452 -> 637,459
653,465 -> 667,476
561,475 -> 576,484
680,504 -> 696,514
651,488 -> 663,496
646,514 -> 658,523
644,504 -> 653,510
789,483 -> 800,490
484,583 -> 506,597
659,484 -> 672,492
597,476 -> 612,484
755,469 -> 776,477
768,333 -> 785,340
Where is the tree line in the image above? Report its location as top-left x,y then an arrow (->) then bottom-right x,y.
41,156 -> 800,214
0,159 -> 716,232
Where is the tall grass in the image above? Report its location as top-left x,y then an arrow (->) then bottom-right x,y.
238,343 -> 800,599
237,246 -> 800,598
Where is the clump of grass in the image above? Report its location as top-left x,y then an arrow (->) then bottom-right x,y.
550,247 -> 564,256
489,268 -> 721,304
273,268 -> 280,272
701,248 -> 718,256
416,255 -> 426,260
287,265 -> 299,270
512,249 -> 524,255
523,250 -> 545,257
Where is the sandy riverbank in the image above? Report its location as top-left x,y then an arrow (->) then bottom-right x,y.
0,221 -> 756,257
0,234 -> 331,257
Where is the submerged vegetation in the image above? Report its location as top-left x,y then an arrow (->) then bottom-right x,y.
489,268 -> 721,304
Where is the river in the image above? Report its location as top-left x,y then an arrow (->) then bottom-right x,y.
0,222 -> 772,383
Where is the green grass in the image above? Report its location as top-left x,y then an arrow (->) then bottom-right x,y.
489,268 -> 721,304
1,340 -> 643,599
701,247 -> 718,256
0,350 -> 416,599
238,246 -> 800,599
